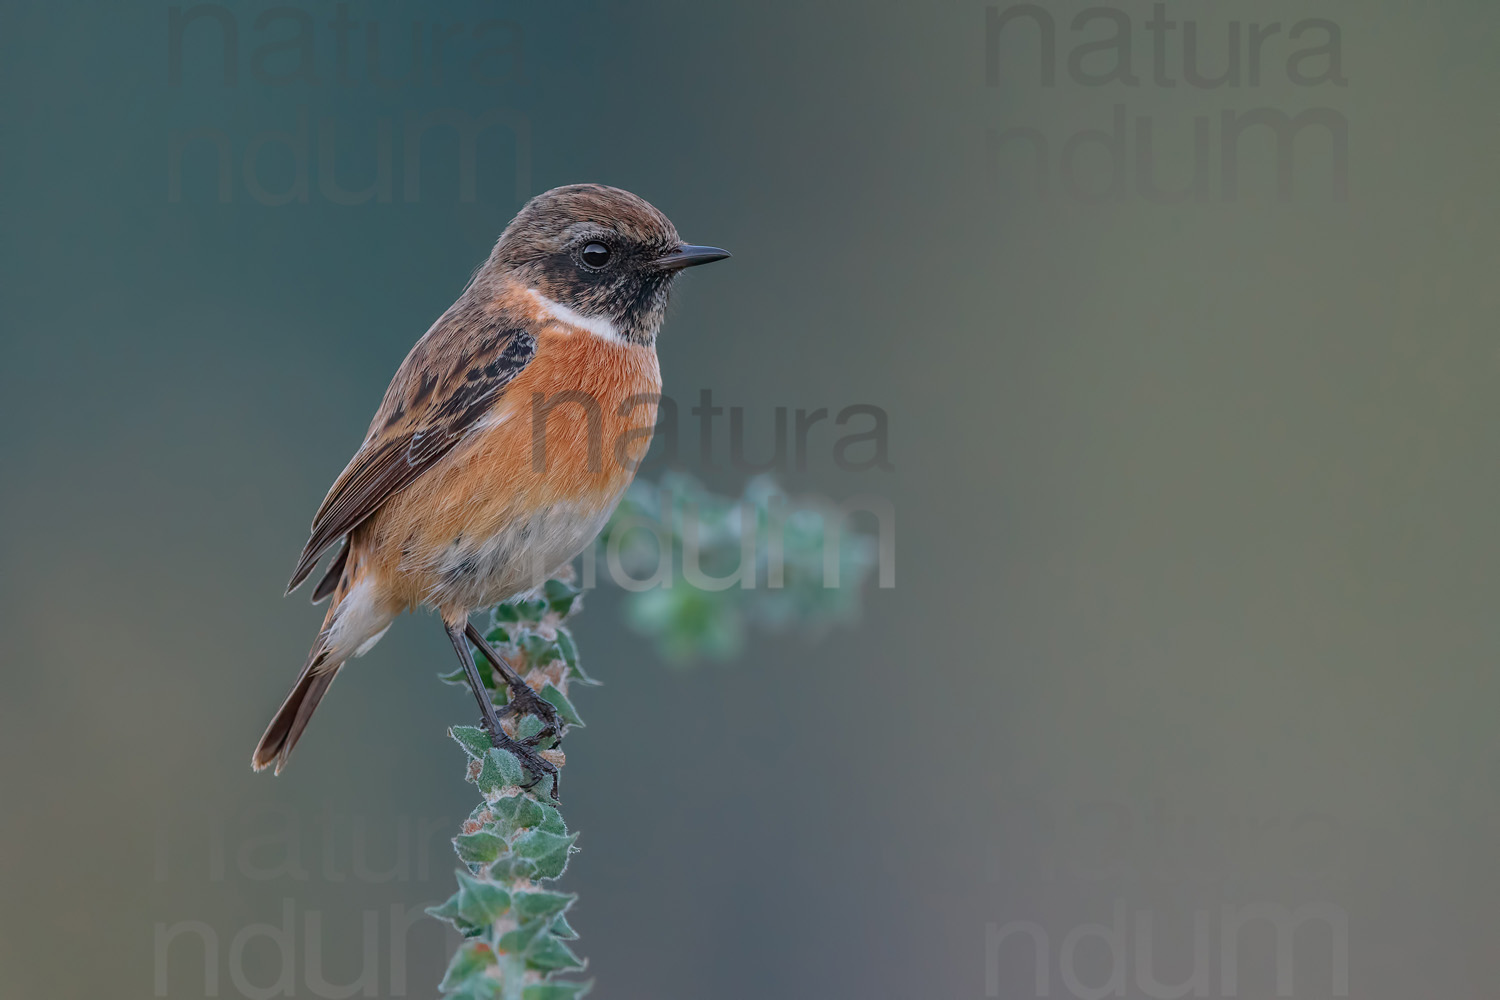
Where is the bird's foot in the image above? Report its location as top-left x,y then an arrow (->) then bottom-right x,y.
498,682 -> 562,744
480,715 -> 560,800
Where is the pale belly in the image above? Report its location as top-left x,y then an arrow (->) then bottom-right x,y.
364,318 -> 660,617
418,493 -> 621,611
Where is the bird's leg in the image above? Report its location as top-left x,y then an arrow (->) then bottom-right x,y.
464,621 -> 561,742
445,621 -> 558,799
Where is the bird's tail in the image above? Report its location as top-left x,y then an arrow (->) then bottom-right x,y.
253,552 -> 392,774
252,611 -> 340,775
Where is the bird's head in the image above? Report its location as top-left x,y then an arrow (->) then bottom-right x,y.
480,183 -> 730,345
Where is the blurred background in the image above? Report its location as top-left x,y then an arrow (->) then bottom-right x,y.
2,1 -> 1498,997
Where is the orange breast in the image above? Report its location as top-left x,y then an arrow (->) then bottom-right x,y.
362,319 -> 660,606
464,322 -> 662,508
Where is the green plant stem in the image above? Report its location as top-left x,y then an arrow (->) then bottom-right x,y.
429,573 -> 594,1000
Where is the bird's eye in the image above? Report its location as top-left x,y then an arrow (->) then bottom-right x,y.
581,242 -> 611,268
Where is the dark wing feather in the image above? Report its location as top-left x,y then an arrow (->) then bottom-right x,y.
286,312 -> 537,593
310,540 -> 350,602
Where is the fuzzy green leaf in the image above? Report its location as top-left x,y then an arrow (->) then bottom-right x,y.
451,726 -> 494,760
535,804 -> 568,836
427,891 -> 463,921
549,914 -> 579,940
455,871 -> 511,924
455,831 -> 506,865
492,793 -> 547,831
425,892 -> 482,937
511,890 -> 574,922
490,747 -> 527,787
539,684 -> 584,727
484,624 -> 512,645
495,919 -> 548,955
478,747 -> 526,792
512,829 -> 576,880
524,934 -> 586,973
475,754 -> 507,793
440,941 -> 498,992
483,857 -> 521,883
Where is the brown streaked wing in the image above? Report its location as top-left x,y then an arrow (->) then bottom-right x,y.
286,316 -> 537,593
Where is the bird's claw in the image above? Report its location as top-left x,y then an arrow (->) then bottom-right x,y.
479,715 -> 561,799
499,685 -> 562,743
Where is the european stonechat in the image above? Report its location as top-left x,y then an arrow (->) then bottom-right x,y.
252,183 -> 729,783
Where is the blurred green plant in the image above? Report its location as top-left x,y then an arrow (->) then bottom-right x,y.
598,472 -> 880,662
428,475 -> 877,996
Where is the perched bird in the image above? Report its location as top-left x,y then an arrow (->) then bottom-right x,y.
253,183 -> 729,783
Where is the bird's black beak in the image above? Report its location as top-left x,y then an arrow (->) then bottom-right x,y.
653,243 -> 732,271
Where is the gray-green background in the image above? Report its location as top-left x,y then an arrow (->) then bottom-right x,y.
2,1 -> 1497,997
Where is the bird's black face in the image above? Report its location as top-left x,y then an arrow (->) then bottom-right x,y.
485,184 -> 729,345
534,226 -> 731,344
548,226 -> 682,343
